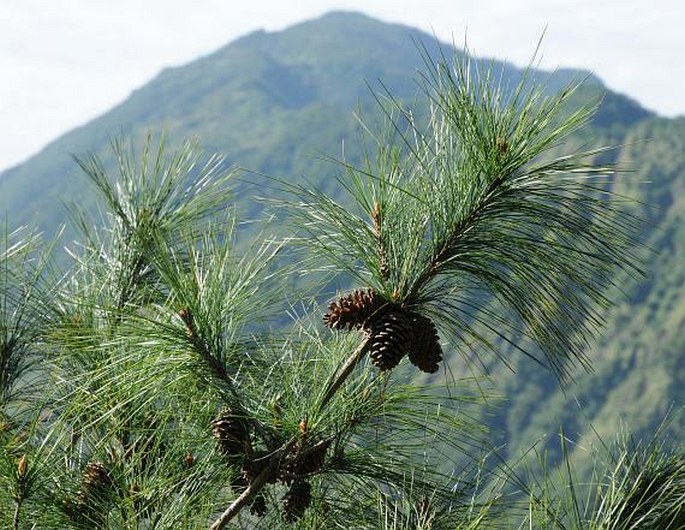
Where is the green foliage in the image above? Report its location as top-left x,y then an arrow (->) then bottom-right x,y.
1,15 -> 676,466
0,224 -> 57,415
0,13 -> 683,529
0,121 -> 495,528
514,429 -> 685,530
283,50 -> 642,382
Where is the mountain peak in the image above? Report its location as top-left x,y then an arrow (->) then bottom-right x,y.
1,11 -> 650,221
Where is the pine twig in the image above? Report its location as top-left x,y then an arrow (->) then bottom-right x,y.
13,455 -> 27,530
180,308 -> 233,385
319,336 -> 371,411
13,498 -> 21,530
406,177 -> 504,304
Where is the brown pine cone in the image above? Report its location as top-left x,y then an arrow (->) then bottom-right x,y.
279,439 -> 331,484
81,461 -> 112,492
282,479 -> 312,522
368,308 -> 413,371
408,313 -> 443,373
211,407 -> 248,457
323,288 -> 386,331
250,493 -> 268,517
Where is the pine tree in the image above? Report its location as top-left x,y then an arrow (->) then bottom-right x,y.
0,46 -> 680,530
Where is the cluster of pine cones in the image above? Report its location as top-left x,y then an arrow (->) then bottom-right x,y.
323,288 -> 443,373
212,407 -> 327,521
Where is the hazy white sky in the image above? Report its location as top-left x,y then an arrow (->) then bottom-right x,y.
1,0 -> 683,172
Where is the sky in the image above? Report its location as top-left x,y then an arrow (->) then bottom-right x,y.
1,0 -> 683,173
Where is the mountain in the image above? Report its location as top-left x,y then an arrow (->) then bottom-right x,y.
0,11 -> 648,228
0,11 -> 680,473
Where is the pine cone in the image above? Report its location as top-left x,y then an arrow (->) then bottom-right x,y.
74,461 -> 114,509
408,313 -> 443,373
250,493 -> 268,517
129,482 -> 144,512
294,439 -> 330,476
81,461 -> 112,492
323,288 -> 385,331
178,308 -> 195,337
212,408 -> 248,457
282,479 -> 311,522
0,413 -> 14,434
368,308 -> 413,371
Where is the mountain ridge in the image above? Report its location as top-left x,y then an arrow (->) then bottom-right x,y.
0,11 -> 647,176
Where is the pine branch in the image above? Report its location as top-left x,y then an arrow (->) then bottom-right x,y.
405,178 -> 502,303
282,51 -> 644,381
209,336 -> 372,528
